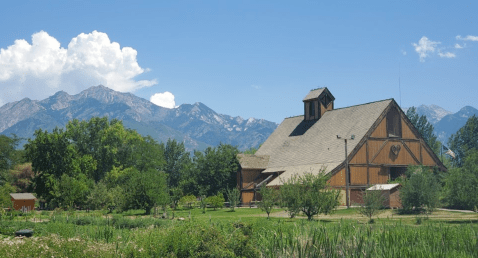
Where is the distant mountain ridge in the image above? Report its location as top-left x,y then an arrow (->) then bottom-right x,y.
0,85 -> 278,151
405,104 -> 478,145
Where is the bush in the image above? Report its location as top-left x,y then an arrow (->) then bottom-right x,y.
179,194 -> 197,209
357,189 -> 385,223
280,172 -> 340,220
206,193 -> 225,210
400,165 -> 441,214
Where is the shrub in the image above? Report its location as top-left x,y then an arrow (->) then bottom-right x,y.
357,189 -> 386,223
206,193 -> 225,210
179,194 -> 197,209
400,165 -> 441,214
226,187 -> 241,211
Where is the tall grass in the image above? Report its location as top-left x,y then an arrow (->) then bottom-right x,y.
0,213 -> 477,257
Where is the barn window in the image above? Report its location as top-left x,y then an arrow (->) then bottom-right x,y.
309,101 -> 315,119
321,93 -> 332,107
386,107 -> 402,137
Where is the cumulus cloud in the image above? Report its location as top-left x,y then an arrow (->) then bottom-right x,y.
150,91 -> 177,109
456,35 -> 478,41
412,36 -> 440,62
454,43 -> 464,49
438,52 -> 456,58
0,30 -> 156,105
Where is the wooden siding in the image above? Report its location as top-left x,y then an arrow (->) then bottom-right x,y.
405,141 -> 421,161
12,199 -> 35,212
329,168 -> 345,186
241,169 -> 264,189
241,191 -> 255,204
350,189 -> 363,205
401,119 -> 418,139
371,118 -> 387,138
350,144 -> 367,164
389,187 -> 402,208
368,140 -> 385,159
350,167 -> 367,185
369,167 -> 388,184
421,146 -> 436,166
371,141 -> 419,165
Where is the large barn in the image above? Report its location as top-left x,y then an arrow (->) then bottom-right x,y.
237,88 -> 445,206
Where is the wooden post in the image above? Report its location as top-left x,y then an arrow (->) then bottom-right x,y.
345,139 -> 350,208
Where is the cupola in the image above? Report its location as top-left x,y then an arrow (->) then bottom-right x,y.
303,87 -> 335,120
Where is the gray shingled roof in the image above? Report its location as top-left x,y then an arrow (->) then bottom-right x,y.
237,154 -> 270,169
303,88 -> 325,101
10,193 -> 36,200
254,99 -> 392,185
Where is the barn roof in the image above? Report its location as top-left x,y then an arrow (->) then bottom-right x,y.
10,193 -> 36,200
303,88 -> 326,101
237,154 -> 270,169
241,99 -> 393,186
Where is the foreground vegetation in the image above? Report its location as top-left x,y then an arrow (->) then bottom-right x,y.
0,208 -> 477,257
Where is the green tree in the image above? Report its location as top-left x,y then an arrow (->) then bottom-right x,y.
357,189 -> 386,223
193,144 -> 240,196
400,165 -> 441,214
0,134 -> 22,185
443,150 -> 478,210
179,194 -> 197,209
279,180 -> 302,218
406,107 -> 440,155
206,193 -> 225,211
122,168 -> 168,215
281,172 -> 340,220
449,115 -> 478,167
258,187 -> 279,219
226,187 -> 241,211
164,139 -> 191,188
0,182 -> 15,208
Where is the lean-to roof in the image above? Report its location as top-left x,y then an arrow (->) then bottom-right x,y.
237,154 -> 270,169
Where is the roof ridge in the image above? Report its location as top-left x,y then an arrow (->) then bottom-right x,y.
284,98 -> 393,119
309,87 -> 326,91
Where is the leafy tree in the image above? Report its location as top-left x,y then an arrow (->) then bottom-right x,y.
0,134 -> 22,185
122,168 -> 168,215
281,172 -> 340,220
400,165 -> 441,214
258,187 -> 279,219
164,139 -> 191,188
443,150 -> 478,210
406,107 -> 440,155
0,182 -> 15,208
193,144 -> 240,196
279,180 -> 302,218
206,193 -> 225,210
179,194 -> 197,209
449,115 -> 478,167
226,187 -> 240,211
10,163 -> 34,193
169,187 -> 182,210
243,146 -> 258,154
357,189 -> 386,223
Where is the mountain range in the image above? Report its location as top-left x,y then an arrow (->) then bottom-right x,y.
405,104 -> 478,145
0,85 -> 278,151
1,86 -> 475,151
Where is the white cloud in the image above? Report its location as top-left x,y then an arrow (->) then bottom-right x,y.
251,84 -> 261,90
401,50 -> 407,55
438,52 -> 456,58
0,30 -> 156,105
150,91 -> 177,109
456,35 -> 478,41
412,36 -> 440,62
454,43 -> 464,49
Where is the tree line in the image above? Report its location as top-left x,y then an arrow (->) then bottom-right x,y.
0,117 -> 240,214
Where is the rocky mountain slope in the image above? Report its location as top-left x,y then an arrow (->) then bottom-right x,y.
0,85 -> 278,151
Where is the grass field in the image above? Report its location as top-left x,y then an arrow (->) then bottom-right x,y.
0,207 -> 477,257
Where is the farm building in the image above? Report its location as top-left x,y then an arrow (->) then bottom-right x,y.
237,87 -> 445,206
366,183 -> 402,208
10,193 -> 36,212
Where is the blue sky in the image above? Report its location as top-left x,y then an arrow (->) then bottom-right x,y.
0,0 -> 477,123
